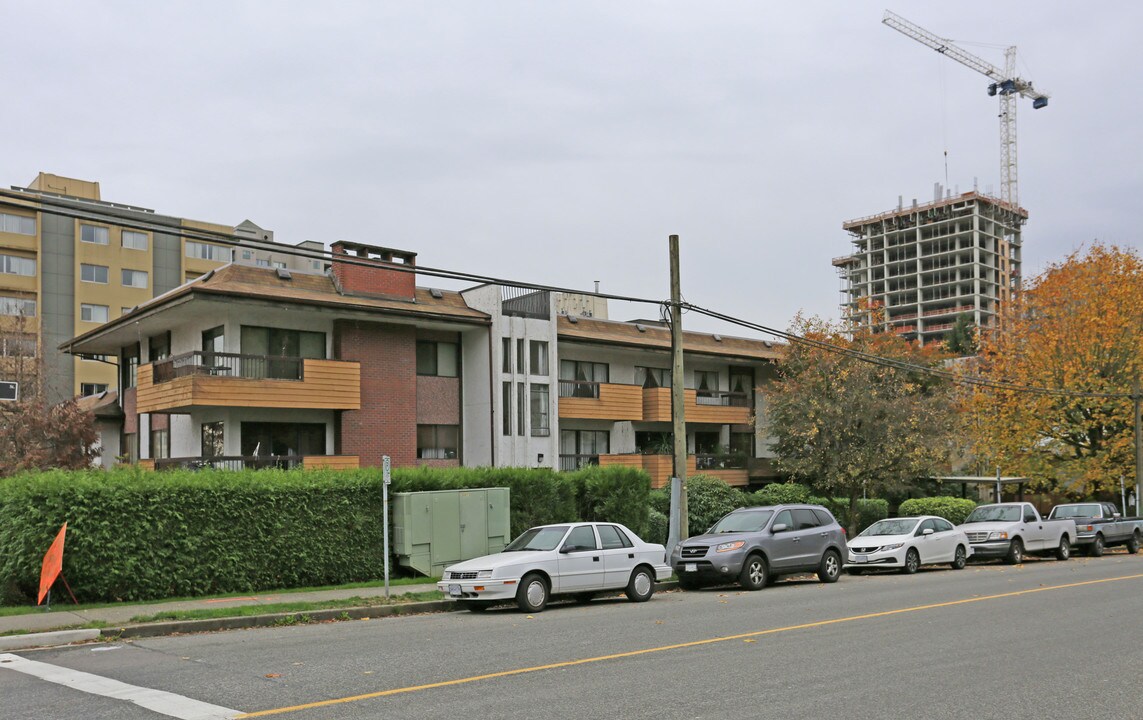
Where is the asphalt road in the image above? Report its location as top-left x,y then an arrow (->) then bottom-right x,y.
5,552 -> 1143,720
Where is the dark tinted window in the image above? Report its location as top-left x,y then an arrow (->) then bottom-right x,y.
792,509 -> 820,530
565,526 -> 598,551
933,518 -> 954,532
812,509 -> 835,526
916,519 -> 937,535
598,525 -> 632,550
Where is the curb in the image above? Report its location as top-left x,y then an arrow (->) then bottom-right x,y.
0,628 -> 102,652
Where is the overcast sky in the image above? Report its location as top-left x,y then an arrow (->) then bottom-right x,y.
4,1 -> 1140,334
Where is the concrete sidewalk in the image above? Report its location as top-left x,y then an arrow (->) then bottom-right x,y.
0,582 -> 444,651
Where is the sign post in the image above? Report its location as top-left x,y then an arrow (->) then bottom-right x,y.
383,455 -> 391,600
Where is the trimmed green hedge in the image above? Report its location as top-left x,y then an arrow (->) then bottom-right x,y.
898,496 -> 978,525
0,464 -> 650,604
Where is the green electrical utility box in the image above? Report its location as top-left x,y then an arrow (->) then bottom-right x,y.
392,487 -> 511,577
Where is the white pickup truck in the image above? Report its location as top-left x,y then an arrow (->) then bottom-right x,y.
958,502 -> 1076,564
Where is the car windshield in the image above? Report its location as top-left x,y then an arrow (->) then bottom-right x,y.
1050,505 -> 1100,519
709,510 -> 774,534
857,518 -> 919,537
503,526 -> 569,552
963,506 -> 1021,523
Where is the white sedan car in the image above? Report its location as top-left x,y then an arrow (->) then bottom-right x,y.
437,522 -> 672,613
846,515 -> 973,574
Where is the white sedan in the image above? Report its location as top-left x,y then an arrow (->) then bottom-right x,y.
437,522 -> 672,612
846,515 -> 973,574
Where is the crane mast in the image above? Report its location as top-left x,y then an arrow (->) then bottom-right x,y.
882,10 -> 1049,210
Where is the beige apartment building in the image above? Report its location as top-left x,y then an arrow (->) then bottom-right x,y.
0,173 -> 325,404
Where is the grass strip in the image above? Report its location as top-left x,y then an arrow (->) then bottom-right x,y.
127,591 -> 443,623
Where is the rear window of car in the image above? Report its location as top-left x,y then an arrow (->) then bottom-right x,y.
811,509 -> 835,526
792,509 -> 820,530
598,525 -> 633,549
933,518 -> 954,532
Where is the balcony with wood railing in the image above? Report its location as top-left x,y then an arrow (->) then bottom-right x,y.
641,387 -> 752,425
557,380 -> 643,420
136,351 -> 361,414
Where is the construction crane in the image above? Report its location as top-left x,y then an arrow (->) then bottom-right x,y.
883,10 -> 1049,210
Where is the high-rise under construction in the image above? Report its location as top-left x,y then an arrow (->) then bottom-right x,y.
834,187 -> 1026,346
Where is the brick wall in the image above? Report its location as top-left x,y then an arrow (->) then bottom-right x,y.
122,387 -> 137,434
334,320 -> 417,467
416,376 -> 460,424
330,242 -> 415,299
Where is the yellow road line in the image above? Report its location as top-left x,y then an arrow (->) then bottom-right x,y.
236,572 -> 1143,718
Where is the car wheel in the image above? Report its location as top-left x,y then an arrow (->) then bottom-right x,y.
951,545 -> 967,570
1056,536 -> 1071,561
625,566 -> 655,602
515,573 -> 548,613
1127,532 -> 1141,555
1088,534 -> 1105,557
818,549 -> 842,583
738,554 -> 768,591
1005,538 -> 1024,565
460,601 -> 492,613
847,567 -> 864,576
677,574 -> 703,591
902,548 -> 920,575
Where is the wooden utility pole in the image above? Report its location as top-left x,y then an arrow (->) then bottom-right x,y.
669,235 -> 688,539
1134,380 -> 1141,518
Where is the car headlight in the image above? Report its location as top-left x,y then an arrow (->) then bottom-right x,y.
988,531 -> 1009,541
476,570 -> 493,579
715,541 -> 745,553
878,543 -> 905,552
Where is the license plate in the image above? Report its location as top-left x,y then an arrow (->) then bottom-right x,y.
852,555 -> 868,563
448,584 -> 461,597
684,563 -> 697,573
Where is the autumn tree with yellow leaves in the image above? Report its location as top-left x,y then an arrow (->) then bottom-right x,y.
969,244 -> 1143,495
766,316 -> 956,533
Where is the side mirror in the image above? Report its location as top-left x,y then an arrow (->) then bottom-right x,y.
922,528 -> 934,536
1112,512 -> 1122,518
560,544 -> 577,554
771,523 -> 789,533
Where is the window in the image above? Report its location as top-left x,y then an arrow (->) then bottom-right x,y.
0,381 -> 17,400
517,381 -> 525,436
916,519 -> 938,536
529,383 -> 549,436
240,326 -> 325,379
256,258 -> 271,267
201,421 -> 224,457
635,431 -> 673,455
695,370 -> 719,393
501,338 -> 511,373
598,525 -> 632,550
559,429 -> 609,470
502,382 -> 512,436
241,422 -> 325,457
0,212 -> 36,235
150,429 -> 169,460
0,254 -> 36,276
694,431 -> 719,454
558,360 -> 608,397
149,332 -> 170,362
241,250 -> 253,260
529,341 -> 548,376
730,432 -> 753,457
80,224 -> 109,245
792,509 -> 821,530
80,304 -> 109,323
0,296 -> 35,317
416,341 -> 458,377
202,326 -> 225,354
773,510 -> 793,530
80,263 -> 109,284
1,335 -> 37,357
565,526 -> 598,551
121,343 -> 139,389
517,339 -> 525,374
82,354 -> 110,362
273,261 -> 287,269
635,366 -> 671,389
122,230 -> 148,251
80,383 -> 108,396
417,425 -> 459,459
186,241 -> 233,262
121,269 -> 149,289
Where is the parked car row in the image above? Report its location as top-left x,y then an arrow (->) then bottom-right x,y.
437,501 -> 1143,613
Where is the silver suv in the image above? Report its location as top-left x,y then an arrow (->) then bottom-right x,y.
670,504 -> 846,590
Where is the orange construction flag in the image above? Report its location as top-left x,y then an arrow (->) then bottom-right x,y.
37,522 -> 67,605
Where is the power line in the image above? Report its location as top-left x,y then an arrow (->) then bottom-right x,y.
4,188 -> 1133,401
